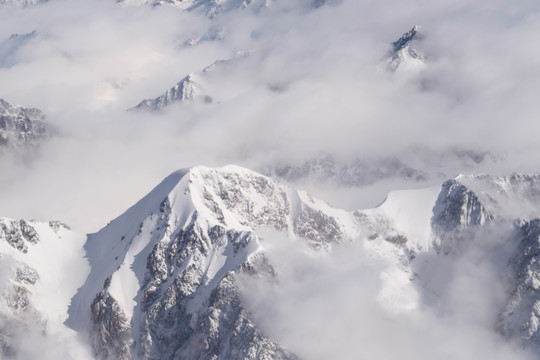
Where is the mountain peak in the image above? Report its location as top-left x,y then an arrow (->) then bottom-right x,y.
130,73 -> 213,111
98,165 -> 353,245
67,165 -> 354,358
0,0 -> 45,7
387,25 -> 425,72
392,25 -> 420,53
118,0 -> 274,18
0,99 -> 52,149
7,164 -> 540,358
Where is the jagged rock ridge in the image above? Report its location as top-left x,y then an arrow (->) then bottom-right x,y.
75,168 -> 540,359
3,167 -> 540,358
119,0 -> 279,18
0,0 -> 45,7
387,25 -> 425,72
131,74 -> 212,111
269,148 -> 496,188
0,99 -> 52,149
68,165 -> 355,359
498,220 -> 540,348
129,52 -> 249,111
431,179 -> 494,254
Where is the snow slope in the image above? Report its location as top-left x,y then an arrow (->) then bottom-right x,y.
0,218 -> 92,359
2,166 -> 540,358
67,165 -> 357,359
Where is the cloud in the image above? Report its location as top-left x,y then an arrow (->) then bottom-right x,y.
0,255 -> 94,360
238,226 -> 535,360
0,1 -> 539,357
0,0 -> 538,230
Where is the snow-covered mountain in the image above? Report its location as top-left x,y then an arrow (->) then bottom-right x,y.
269,148 -> 496,188
0,99 -> 52,150
119,0 -> 299,17
0,165 -> 359,359
0,0 -> 45,7
2,166 -> 540,359
131,73 -> 212,111
118,0 -> 273,18
67,165 -> 355,359
1,0 -> 540,357
386,25 -> 425,73
130,52 -> 248,111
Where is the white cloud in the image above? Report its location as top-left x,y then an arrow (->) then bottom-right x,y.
0,0 -> 538,230
0,0 -> 539,357
239,227 -> 535,360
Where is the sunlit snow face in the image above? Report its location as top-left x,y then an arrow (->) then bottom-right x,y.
0,0 -> 540,231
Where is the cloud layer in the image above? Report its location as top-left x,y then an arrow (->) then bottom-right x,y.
0,0 -> 539,231
1,2 -> 540,358
239,227 -> 535,360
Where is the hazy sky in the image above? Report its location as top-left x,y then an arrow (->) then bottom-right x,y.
0,0 -> 540,232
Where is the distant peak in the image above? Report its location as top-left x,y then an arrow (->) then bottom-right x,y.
392,25 -> 421,53
387,25 -> 424,72
0,98 -> 52,149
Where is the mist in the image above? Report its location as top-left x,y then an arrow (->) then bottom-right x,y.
238,226 -> 534,360
0,255 -> 94,360
0,0 -> 539,230
1,1 -> 540,358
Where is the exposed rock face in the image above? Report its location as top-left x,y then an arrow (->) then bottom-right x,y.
0,217 -> 90,359
0,0 -> 45,7
91,289 -> 133,360
134,220 -> 281,360
70,165 -> 353,359
131,74 -> 212,111
269,149 -> 497,189
119,0 -> 274,17
4,166 -> 540,358
431,179 -> 493,254
138,227 -> 297,360
424,175 -> 540,350
392,26 -> 421,54
120,0 -> 328,16
432,186 -> 484,228
129,53 -> 250,112
387,25 -> 425,73
0,224 -> 47,359
0,99 -> 51,149
499,220 -> 540,348
456,174 -> 540,221
0,257 -> 43,359
0,219 -> 40,253
272,154 -> 428,187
